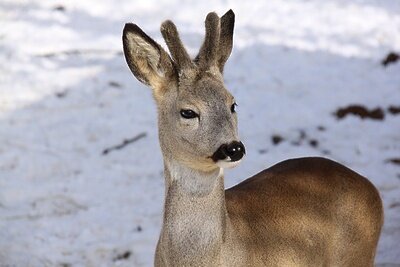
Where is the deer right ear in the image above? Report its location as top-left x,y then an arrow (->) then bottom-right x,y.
123,23 -> 177,94
218,10 -> 235,73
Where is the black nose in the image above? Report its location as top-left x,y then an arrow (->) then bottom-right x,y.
212,141 -> 246,162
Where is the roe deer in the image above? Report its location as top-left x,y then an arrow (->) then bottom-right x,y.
122,10 -> 383,267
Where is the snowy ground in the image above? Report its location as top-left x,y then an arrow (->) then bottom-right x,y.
1,0 -> 400,266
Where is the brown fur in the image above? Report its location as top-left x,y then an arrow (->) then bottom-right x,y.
122,10 -> 383,267
226,157 -> 383,266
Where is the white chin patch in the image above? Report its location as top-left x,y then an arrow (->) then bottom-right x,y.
216,157 -> 242,169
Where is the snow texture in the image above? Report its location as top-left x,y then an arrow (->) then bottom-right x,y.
0,0 -> 399,266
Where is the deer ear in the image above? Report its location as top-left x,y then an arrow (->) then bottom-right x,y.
218,10 -> 235,73
123,23 -> 177,94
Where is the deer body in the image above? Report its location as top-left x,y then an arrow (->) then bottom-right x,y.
122,10 -> 383,267
154,158 -> 382,267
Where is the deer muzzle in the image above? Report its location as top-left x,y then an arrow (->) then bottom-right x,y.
212,141 -> 245,163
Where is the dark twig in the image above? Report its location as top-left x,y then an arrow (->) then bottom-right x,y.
334,105 -> 384,120
388,105 -> 400,115
36,49 -> 123,58
113,251 -> 131,261
385,158 -> 400,165
102,132 -> 147,155
381,52 -> 399,67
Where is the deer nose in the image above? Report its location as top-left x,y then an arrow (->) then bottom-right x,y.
212,141 -> 246,162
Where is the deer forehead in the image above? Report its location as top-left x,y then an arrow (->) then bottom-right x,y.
176,76 -> 234,106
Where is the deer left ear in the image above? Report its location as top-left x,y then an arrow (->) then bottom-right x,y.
123,23 -> 177,95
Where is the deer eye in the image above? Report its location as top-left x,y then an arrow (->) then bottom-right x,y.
231,103 -> 238,113
180,109 -> 199,119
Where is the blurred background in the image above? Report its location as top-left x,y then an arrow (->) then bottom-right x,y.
0,0 -> 399,266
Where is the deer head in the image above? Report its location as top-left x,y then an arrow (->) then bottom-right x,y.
122,10 -> 245,172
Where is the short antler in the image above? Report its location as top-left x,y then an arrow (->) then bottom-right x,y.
160,20 -> 194,71
218,9 -> 235,72
197,12 -> 221,69
160,10 -> 234,75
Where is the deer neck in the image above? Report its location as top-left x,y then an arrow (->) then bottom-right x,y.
157,159 -> 228,265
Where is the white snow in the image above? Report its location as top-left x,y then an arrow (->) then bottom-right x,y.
1,0 -> 400,266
